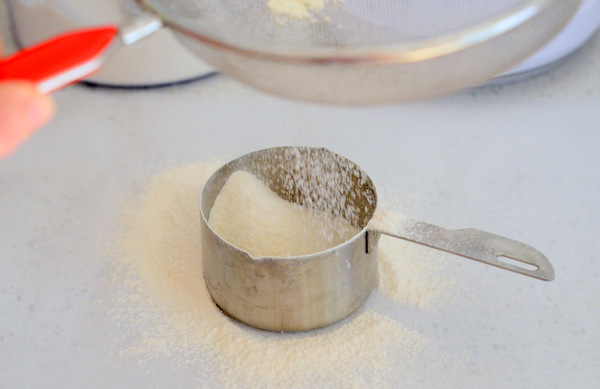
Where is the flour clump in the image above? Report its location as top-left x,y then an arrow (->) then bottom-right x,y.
268,0 -> 327,20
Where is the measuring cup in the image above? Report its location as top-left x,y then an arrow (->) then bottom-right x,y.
0,0 -> 580,103
200,147 -> 554,332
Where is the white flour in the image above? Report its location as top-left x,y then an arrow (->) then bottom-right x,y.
268,0 -> 327,20
208,170 -> 359,257
369,209 -> 457,310
268,0 -> 344,21
110,161 -> 457,387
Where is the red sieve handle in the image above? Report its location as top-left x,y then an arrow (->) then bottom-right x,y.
0,26 -> 119,93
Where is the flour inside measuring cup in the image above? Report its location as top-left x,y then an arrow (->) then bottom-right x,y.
208,170 -> 360,257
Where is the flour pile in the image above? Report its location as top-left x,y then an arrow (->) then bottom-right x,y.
208,170 -> 359,257
110,161 -> 456,387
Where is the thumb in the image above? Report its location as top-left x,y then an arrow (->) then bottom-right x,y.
0,82 -> 55,159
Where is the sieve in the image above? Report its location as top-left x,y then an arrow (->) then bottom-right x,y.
200,147 -> 554,332
0,0 -> 581,104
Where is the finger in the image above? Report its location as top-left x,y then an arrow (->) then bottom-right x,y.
0,82 -> 55,158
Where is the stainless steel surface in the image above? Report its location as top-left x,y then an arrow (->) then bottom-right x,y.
493,0 -> 600,82
200,147 -> 555,332
200,148 -> 379,332
138,0 -> 580,104
38,56 -> 105,94
379,220 -> 554,281
119,13 -> 163,45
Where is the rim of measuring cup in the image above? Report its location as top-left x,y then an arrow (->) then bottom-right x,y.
138,0 -> 571,63
199,146 -> 378,263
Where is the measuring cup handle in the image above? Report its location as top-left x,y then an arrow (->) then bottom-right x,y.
376,219 -> 555,281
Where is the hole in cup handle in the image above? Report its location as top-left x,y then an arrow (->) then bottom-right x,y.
453,228 -> 555,281
496,255 -> 539,272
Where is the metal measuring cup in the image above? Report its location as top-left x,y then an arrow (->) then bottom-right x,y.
200,147 -> 554,332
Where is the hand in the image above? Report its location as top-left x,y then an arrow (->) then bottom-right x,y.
0,38 -> 55,159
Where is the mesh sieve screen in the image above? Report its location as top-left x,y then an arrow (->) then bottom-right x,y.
142,0 -> 541,48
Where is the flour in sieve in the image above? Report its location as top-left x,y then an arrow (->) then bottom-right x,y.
268,0 -> 344,21
109,161 -> 457,387
268,0 -> 326,20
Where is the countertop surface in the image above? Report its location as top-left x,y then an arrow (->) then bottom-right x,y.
1,3 -> 599,388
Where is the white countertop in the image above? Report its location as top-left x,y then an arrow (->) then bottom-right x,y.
1,4 -> 599,388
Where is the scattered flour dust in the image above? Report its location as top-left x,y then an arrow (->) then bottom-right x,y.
110,161 -> 456,387
208,170 -> 359,257
377,235 -> 456,311
370,209 -> 457,311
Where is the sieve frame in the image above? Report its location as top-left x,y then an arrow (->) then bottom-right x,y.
137,0 -> 577,61
136,0 -> 579,104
